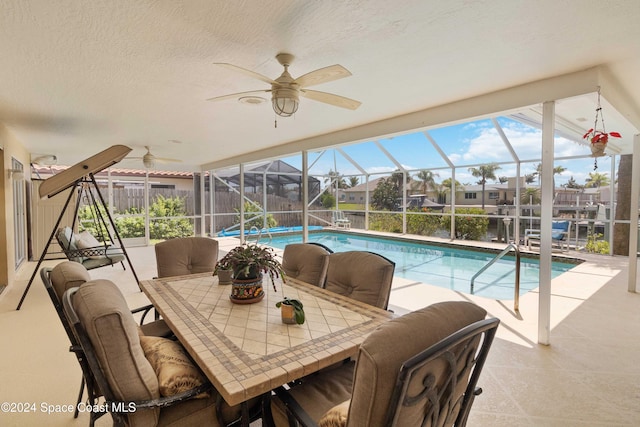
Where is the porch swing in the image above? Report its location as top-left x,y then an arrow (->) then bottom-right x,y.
17,145 -> 139,310
54,180 -> 127,271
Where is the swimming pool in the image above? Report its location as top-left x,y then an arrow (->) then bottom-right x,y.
265,231 -> 578,300
217,225 -> 324,237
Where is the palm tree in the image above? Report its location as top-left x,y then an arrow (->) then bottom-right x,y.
534,163 -> 566,189
437,178 -> 464,204
468,163 -> 501,209
347,176 -> 360,188
563,176 -> 584,189
412,170 -> 439,195
323,169 -> 347,193
585,172 -> 610,188
520,187 -> 541,205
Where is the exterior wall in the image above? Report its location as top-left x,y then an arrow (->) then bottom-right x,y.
0,124 -> 31,287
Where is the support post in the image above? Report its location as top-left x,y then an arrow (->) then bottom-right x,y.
628,134 -> 640,292
538,100 -> 555,345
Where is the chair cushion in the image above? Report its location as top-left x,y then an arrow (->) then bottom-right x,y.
325,252 -> 395,309
139,336 -> 208,398
271,361 -> 355,426
49,261 -> 90,301
158,393 -> 220,427
73,279 -> 160,426
155,237 -> 219,278
348,301 -> 487,427
282,243 -> 330,287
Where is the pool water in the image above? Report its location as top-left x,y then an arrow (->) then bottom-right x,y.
265,231 -> 577,300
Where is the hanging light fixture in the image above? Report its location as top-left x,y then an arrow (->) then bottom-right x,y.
271,87 -> 299,117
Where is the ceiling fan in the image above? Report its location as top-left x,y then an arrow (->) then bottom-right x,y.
127,146 -> 181,169
207,53 -> 361,118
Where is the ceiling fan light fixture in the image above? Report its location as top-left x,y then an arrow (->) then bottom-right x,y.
142,153 -> 155,169
272,88 -> 299,117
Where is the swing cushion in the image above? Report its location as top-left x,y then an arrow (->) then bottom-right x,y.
56,227 -> 125,269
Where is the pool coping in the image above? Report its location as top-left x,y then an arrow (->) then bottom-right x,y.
257,227 -> 585,265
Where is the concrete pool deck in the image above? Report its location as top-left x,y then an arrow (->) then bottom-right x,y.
0,233 -> 638,425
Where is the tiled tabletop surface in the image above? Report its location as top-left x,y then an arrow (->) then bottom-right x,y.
140,273 -> 395,406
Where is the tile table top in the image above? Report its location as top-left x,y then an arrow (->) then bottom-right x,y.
140,273 -> 395,406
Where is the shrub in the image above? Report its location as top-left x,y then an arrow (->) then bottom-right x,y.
585,233 -> 609,254
406,209 -> 443,236
440,208 -> 489,240
320,192 -> 336,209
78,196 -> 195,240
234,201 -> 277,229
369,213 -> 403,233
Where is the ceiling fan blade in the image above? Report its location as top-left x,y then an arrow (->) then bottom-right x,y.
214,63 -> 277,85
156,157 -> 182,163
300,89 -> 361,110
206,89 -> 272,102
294,64 -> 351,88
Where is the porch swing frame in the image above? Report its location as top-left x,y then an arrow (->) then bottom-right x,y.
56,176 -> 129,270
16,145 -> 139,310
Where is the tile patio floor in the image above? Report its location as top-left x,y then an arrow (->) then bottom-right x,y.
1,236 -> 639,426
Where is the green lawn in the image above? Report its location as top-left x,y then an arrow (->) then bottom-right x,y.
337,203 -> 366,210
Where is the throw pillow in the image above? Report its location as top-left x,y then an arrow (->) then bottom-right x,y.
75,230 -> 101,248
318,400 -> 350,427
75,231 -> 104,259
139,336 -> 208,398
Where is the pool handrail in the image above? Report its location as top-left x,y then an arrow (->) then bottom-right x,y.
470,243 -> 520,312
248,226 -> 272,244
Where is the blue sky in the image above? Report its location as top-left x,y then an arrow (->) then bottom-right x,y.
277,116 -> 614,188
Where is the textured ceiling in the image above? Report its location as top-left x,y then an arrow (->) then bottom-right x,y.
1,0 -> 639,171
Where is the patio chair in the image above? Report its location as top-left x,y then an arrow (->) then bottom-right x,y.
62,279 -> 261,427
324,251 -> 395,310
332,211 -> 351,229
525,220 -> 571,252
155,237 -> 219,278
282,243 -> 332,287
269,301 -> 500,427
41,261 -> 170,424
56,226 -> 126,271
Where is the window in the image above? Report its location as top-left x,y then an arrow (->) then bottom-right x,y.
464,193 -> 477,199
12,158 -> 26,268
489,192 -> 499,200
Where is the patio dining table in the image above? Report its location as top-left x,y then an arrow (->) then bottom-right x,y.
139,272 -> 395,424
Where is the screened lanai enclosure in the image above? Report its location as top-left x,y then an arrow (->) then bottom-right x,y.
36,96 -> 634,260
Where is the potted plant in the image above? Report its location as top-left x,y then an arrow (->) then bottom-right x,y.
275,297 -> 305,325
582,128 -> 621,157
217,243 -> 285,304
583,88 -> 621,160
213,260 -> 233,285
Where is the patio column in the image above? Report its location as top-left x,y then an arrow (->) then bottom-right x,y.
239,164 -> 245,243
302,151 -> 309,242
538,100 -> 555,345
629,134 -> 640,292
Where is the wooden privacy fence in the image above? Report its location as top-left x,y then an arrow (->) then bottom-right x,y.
92,188 -> 331,230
